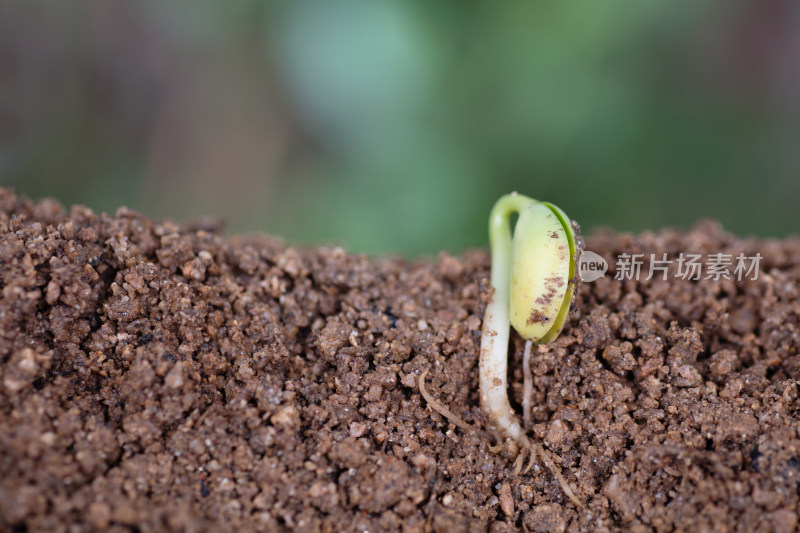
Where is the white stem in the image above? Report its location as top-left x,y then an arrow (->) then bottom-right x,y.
480,302 -> 524,441
479,194 -> 532,442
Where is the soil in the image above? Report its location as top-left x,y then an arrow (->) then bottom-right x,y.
1,187 -> 800,532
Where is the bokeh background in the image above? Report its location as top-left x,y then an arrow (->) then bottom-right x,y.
1,1 -> 798,255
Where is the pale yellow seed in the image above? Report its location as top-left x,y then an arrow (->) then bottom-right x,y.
509,202 -> 571,342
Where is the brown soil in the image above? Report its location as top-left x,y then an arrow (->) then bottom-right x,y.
1,188 -> 800,532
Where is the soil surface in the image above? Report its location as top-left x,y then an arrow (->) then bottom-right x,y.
1,188 -> 800,532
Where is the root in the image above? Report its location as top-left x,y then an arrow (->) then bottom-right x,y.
419,368 -> 474,432
523,443 -> 537,475
522,340 -> 533,430
508,436 -> 581,507
524,437 -> 582,507
420,367 -> 581,508
512,451 -> 526,474
519,343 -> 581,506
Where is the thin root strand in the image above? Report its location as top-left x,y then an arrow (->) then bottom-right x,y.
419,368 -> 474,432
523,340 -> 533,430
512,450 -> 526,475
524,437 -> 582,508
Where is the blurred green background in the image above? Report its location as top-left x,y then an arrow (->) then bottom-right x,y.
1,1 -> 798,255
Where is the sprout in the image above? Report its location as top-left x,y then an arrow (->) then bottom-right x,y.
418,192 -> 580,504
480,193 -> 578,441
479,192 -> 581,505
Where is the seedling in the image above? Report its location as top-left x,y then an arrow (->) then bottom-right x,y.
419,192 -> 581,504
479,192 -> 578,440
479,192 -> 581,504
